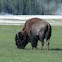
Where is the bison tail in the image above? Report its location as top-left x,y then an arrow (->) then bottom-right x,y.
45,24 -> 52,40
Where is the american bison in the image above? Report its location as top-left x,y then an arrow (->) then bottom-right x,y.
15,18 -> 52,50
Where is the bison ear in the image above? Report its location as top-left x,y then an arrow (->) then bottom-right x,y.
15,32 -> 20,41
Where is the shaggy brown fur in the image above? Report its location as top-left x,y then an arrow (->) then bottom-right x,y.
15,18 -> 52,50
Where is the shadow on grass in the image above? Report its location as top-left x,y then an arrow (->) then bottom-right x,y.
50,48 -> 62,51
24,48 -> 62,51
16,47 -> 62,51
24,48 -> 39,50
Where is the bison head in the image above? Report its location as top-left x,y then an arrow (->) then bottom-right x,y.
15,32 -> 28,49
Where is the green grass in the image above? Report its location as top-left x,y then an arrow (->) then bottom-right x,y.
0,25 -> 62,62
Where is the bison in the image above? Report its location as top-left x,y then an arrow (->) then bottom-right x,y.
15,18 -> 52,50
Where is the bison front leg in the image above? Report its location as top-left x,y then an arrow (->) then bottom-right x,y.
30,36 -> 38,50
32,46 -> 37,49
46,39 -> 50,50
31,42 -> 38,50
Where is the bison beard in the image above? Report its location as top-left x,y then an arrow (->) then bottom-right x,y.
15,18 -> 52,50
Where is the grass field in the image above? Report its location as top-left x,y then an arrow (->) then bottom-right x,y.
0,25 -> 62,62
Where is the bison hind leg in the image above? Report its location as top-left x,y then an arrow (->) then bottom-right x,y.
46,39 -> 50,50
39,36 -> 45,50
